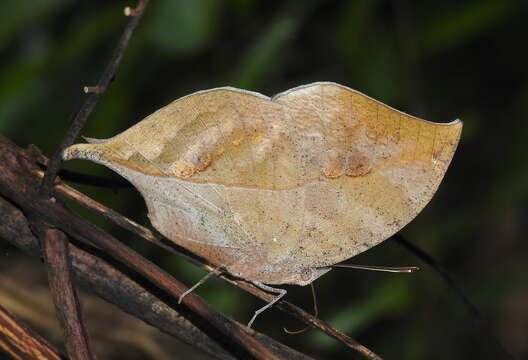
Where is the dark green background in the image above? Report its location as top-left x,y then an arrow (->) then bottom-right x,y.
1,1 -> 527,359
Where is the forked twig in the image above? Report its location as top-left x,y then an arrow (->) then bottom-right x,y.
40,0 -> 150,197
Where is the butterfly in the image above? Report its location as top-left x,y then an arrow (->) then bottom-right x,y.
63,82 -> 462,326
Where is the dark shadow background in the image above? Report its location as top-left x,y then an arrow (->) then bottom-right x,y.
1,1 -> 527,359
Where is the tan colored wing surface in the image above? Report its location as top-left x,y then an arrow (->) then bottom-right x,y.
62,88 -> 298,250
63,83 -> 461,273
268,82 -> 462,267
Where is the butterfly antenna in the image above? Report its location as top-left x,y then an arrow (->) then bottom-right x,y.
283,283 -> 318,335
331,264 -> 420,273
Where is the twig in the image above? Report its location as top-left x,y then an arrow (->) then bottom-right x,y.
35,3 -> 150,358
0,195 -> 313,360
35,149 -> 382,359
35,162 -> 383,359
40,0 -> 150,197
0,303 -> 65,360
392,234 -> 479,317
392,234 -> 515,360
34,225 -> 96,360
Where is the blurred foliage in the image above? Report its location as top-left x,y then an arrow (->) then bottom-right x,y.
145,0 -> 220,55
1,1 -> 527,359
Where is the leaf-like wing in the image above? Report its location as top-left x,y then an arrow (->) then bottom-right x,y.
268,82 -> 462,268
63,83 -> 461,284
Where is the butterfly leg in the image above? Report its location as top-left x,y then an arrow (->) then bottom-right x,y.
178,265 -> 224,304
247,282 -> 287,328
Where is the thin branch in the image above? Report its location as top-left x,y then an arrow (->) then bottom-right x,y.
36,5 -> 150,357
0,195 -> 313,360
34,225 -> 96,360
276,302 -> 382,360
392,234 -> 514,360
33,147 -> 382,359
0,303 -> 65,360
392,234 -> 479,317
40,0 -> 150,196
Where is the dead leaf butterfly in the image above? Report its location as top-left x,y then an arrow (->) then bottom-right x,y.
63,82 -> 462,326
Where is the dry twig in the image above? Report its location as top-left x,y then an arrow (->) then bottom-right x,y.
34,2 -> 151,359
40,0 -> 151,196
392,234 -> 514,360
32,159 -> 381,359
0,303 -> 64,360
35,226 -> 96,360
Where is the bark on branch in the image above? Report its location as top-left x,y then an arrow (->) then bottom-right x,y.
35,225 -> 96,360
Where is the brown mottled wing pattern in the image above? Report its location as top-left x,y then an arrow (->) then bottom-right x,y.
62,83 -> 461,279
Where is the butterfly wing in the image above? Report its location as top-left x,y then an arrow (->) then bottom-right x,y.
62,88 -> 302,251
269,82 -> 462,268
63,83 -> 461,284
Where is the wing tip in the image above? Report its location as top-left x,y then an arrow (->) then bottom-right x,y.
444,118 -> 463,126
82,136 -> 109,144
447,118 -> 463,141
